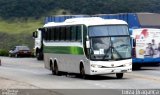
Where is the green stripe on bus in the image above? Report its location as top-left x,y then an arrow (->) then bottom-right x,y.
43,46 -> 84,55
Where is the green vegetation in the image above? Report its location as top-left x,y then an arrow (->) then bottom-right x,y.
0,18 -> 43,34
0,49 -> 8,56
0,0 -> 160,19
0,18 -> 43,55
0,0 -> 160,56
0,32 -> 34,51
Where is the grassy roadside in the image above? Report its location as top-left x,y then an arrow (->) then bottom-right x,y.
0,18 -> 43,34
0,18 -> 44,56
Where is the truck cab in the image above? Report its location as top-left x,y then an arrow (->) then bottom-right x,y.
33,28 -> 44,60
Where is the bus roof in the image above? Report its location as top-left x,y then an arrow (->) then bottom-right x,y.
131,28 -> 160,32
131,28 -> 160,38
43,17 -> 128,27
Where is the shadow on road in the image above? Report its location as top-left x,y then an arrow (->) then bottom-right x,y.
49,73 -> 128,80
79,75 -> 128,81
133,65 -> 160,71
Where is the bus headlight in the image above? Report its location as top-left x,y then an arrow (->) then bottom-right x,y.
124,62 -> 132,66
97,65 -> 103,68
91,64 -> 96,68
91,64 -> 103,68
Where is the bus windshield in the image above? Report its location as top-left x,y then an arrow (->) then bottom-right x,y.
89,25 -> 129,37
89,25 -> 131,61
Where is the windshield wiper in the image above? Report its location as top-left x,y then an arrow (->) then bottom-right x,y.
102,54 -> 109,60
102,47 -> 111,60
112,47 -> 122,60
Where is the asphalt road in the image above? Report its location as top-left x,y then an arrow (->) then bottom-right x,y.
0,56 -> 160,94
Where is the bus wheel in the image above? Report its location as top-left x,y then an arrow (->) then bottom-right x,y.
116,73 -> 123,79
80,65 -> 86,79
51,62 -> 54,75
54,63 -> 59,75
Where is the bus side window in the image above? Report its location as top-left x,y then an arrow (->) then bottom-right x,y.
54,27 -> 60,41
48,28 -> 51,41
53,28 -> 56,41
76,26 -> 82,42
58,27 -> 61,41
50,27 -> 54,41
66,26 -> 71,41
71,26 -> 76,41
60,27 -> 66,41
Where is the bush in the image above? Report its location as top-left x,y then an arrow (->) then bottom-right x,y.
0,49 -> 9,56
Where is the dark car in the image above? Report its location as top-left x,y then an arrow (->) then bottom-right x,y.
9,46 -> 31,57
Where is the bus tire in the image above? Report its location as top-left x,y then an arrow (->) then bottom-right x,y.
51,62 -> 54,75
116,73 -> 123,79
80,64 -> 86,79
54,63 -> 59,75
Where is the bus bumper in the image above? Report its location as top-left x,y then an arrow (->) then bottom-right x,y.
89,66 -> 132,75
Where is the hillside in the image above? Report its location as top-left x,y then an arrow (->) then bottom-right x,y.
0,0 -> 160,19
0,0 -> 160,53
0,18 -> 43,34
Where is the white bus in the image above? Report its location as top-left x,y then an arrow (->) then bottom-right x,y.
43,17 -> 132,79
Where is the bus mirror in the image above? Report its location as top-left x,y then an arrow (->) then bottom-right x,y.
32,31 -> 37,38
86,41 -> 90,48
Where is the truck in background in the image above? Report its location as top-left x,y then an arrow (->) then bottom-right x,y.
33,28 -> 44,60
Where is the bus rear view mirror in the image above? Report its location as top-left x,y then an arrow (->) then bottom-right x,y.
86,41 -> 90,48
32,31 -> 37,38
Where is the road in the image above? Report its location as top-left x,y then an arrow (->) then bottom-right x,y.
0,57 -> 160,94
